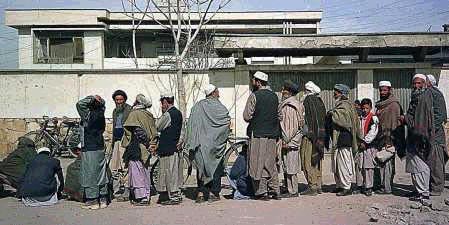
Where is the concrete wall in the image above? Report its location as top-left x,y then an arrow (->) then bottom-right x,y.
0,70 -> 254,156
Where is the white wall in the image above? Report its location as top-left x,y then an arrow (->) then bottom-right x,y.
0,71 -> 252,137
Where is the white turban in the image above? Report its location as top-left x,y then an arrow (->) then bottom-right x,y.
204,84 -> 217,96
253,71 -> 269,82
305,81 -> 321,94
413,73 -> 427,81
136,94 -> 152,108
379,81 -> 392,87
37,147 -> 51,154
427,74 -> 437,86
160,92 -> 174,99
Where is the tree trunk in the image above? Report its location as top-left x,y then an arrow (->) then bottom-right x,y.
176,58 -> 187,119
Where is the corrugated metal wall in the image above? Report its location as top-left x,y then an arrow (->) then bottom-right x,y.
373,69 -> 414,111
263,70 -> 357,110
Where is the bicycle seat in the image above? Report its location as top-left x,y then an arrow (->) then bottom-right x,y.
62,120 -> 78,127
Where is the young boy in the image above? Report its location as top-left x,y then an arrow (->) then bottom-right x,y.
354,98 -> 379,196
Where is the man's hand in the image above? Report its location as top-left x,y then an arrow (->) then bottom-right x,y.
176,141 -> 184,152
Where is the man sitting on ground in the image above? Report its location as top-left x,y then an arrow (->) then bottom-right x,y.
228,147 -> 254,200
19,147 -> 64,207
64,144 -> 83,202
0,136 -> 36,193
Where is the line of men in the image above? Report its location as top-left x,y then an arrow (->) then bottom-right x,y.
1,70 -> 446,208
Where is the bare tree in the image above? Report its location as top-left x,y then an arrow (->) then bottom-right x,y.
120,0 -> 232,117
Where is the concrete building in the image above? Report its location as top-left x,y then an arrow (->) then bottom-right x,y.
4,9 -> 322,69
2,9 -> 449,157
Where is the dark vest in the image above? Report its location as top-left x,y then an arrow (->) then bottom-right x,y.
83,109 -> 106,151
158,107 -> 183,156
247,89 -> 280,139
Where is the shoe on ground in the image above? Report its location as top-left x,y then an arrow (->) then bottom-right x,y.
352,187 -> 363,195
301,188 -> 318,196
332,188 -> 343,193
336,189 -> 352,196
160,199 -> 181,206
99,198 -> 108,209
317,189 -> 322,194
271,193 -> 282,200
134,199 -> 151,206
195,195 -> 206,204
82,200 -> 100,210
364,188 -> 373,197
208,194 -> 221,203
254,194 -> 270,201
375,189 -> 391,195
280,193 -> 299,198
115,195 -> 129,202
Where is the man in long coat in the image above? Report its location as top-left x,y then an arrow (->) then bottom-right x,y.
109,90 -> 132,201
426,74 -> 447,196
278,80 -> 303,198
300,81 -> 326,196
76,95 -> 109,210
327,84 -> 362,196
374,81 -> 404,195
185,84 -> 230,203
404,74 -> 434,202
243,71 -> 281,200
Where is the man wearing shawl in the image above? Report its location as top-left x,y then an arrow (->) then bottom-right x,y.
0,136 -> 36,192
243,71 -> 281,200
426,74 -> 447,196
278,80 -> 303,198
76,95 -> 108,210
121,94 -> 156,205
327,84 -> 362,196
300,81 -> 326,196
185,84 -> 231,203
375,81 -> 404,195
403,74 -> 434,202
154,93 -> 183,205
109,90 -> 132,201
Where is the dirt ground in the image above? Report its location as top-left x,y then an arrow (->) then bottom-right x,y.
1,155 -> 448,225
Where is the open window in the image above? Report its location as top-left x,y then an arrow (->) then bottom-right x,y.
34,31 -> 84,64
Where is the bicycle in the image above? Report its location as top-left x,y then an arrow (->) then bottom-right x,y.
149,136 -> 249,191
24,116 -> 80,157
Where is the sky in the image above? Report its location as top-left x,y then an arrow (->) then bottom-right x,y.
0,0 -> 448,69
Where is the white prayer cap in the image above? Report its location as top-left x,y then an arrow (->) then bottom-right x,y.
413,73 -> 427,81
160,92 -> 174,99
379,81 -> 392,87
77,143 -> 82,149
253,71 -> 269,82
37,147 -> 51,154
427,74 -> 437,86
204,84 -> 217,96
305,81 -> 321,94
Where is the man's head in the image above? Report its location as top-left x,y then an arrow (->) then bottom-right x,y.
204,84 -> 219,98
333,84 -> 350,100
90,95 -> 105,110
160,92 -> 175,113
281,80 -> 299,98
379,81 -> 392,100
305,81 -> 321,94
426,74 -> 437,87
361,98 -> 372,116
251,71 -> 269,92
412,74 -> 427,90
134,94 -> 152,109
112,90 -> 127,108
17,136 -> 35,149
354,100 -> 361,109
37,147 -> 51,155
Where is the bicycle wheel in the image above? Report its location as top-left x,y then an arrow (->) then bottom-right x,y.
150,153 -> 193,191
223,141 -> 248,176
66,131 -> 80,158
